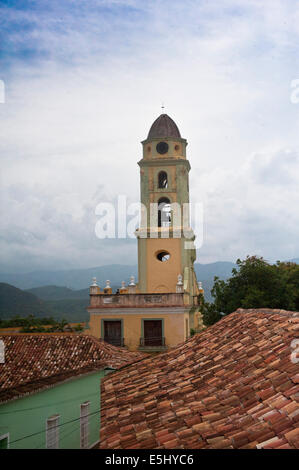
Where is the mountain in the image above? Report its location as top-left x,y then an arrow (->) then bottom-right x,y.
0,283 -> 90,322
0,264 -> 138,290
1,259 -> 296,308
0,263 -> 237,319
26,285 -> 89,301
0,262 -> 237,305
44,299 -> 89,322
25,286 -> 90,322
195,262 -> 236,281
0,283 -> 51,320
0,262 -> 236,291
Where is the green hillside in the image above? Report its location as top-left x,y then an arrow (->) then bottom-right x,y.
0,283 -> 89,322
0,283 -> 51,319
26,285 -> 89,301
45,299 -> 89,322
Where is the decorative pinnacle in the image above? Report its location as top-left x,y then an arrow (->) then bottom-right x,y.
91,277 -> 98,287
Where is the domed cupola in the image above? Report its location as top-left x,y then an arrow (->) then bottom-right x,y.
141,113 -> 187,160
147,114 -> 181,139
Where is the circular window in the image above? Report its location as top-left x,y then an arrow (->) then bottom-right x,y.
175,144 -> 180,151
156,251 -> 171,262
156,142 -> 169,154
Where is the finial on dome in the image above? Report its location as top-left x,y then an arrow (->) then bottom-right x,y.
90,277 -> 100,295
119,280 -> 128,294
128,276 -> 136,294
103,279 -> 112,294
198,282 -> 204,297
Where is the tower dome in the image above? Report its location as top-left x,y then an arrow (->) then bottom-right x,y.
147,114 -> 181,139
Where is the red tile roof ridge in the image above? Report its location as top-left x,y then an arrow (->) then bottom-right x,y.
235,308 -> 299,318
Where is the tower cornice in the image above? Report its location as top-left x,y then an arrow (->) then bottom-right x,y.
141,137 -> 187,146
138,158 -> 191,171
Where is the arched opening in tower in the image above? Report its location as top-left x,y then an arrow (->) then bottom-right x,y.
158,197 -> 171,227
158,171 -> 168,189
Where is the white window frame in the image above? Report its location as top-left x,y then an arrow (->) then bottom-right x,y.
0,433 -> 9,449
80,401 -> 90,449
46,414 -> 60,449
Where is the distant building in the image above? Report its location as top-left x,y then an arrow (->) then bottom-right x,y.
88,114 -> 204,351
0,334 -> 144,449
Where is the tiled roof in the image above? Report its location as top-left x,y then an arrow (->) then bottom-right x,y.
99,309 -> 299,449
0,334 -> 145,402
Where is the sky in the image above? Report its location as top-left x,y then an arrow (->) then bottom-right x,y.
0,0 -> 298,273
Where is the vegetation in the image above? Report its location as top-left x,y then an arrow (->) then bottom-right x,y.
0,314 -> 56,328
0,283 -> 50,318
26,285 -> 89,301
0,283 -> 89,322
201,256 -> 299,326
45,299 -> 89,322
0,314 -> 84,333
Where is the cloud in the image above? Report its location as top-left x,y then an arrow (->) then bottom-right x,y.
0,0 -> 298,272
194,148 -> 299,263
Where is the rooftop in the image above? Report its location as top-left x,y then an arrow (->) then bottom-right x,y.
147,114 -> 181,140
99,309 -> 299,449
0,334 -> 146,402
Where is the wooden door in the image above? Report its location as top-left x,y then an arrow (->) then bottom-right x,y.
144,320 -> 162,346
104,321 -> 121,346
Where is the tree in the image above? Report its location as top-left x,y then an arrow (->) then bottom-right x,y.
201,300 -> 222,327
202,256 -> 299,326
275,261 -> 299,311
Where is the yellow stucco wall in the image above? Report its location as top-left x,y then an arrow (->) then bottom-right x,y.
145,238 -> 182,293
89,311 -> 188,351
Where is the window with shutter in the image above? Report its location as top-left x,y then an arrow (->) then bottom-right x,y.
80,401 -> 90,449
46,415 -> 59,449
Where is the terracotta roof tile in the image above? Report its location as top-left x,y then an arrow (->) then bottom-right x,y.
0,334 -> 145,402
99,309 -> 299,449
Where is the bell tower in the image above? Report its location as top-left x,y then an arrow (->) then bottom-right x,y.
136,113 -> 199,297
88,112 -> 204,351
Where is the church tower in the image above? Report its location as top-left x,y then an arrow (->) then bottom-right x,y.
136,113 -> 199,298
88,113 -> 203,351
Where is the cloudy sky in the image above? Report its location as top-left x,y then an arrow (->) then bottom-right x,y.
0,0 -> 298,273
